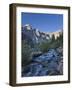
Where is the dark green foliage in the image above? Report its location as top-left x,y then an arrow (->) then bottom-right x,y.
39,41 -> 50,53
22,40 -> 32,67
51,34 -> 55,42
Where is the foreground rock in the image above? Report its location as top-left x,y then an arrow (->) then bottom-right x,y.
22,48 -> 63,77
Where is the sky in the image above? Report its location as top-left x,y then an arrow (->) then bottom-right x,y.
21,12 -> 63,32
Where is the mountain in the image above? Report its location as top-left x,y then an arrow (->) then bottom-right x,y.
47,30 -> 63,39
22,24 -> 62,46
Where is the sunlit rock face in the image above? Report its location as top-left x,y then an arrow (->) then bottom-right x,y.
48,30 -> 63,39
22,24 -> 32,30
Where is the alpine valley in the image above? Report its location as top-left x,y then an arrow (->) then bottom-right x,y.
21,24 -> 63,77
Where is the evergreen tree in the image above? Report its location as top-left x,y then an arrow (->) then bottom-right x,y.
51,34 -> 55,42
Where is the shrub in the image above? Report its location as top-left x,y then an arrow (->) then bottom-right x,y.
39,41 -> 50,53
50,41 -> 59,49
22,40 -> 32,67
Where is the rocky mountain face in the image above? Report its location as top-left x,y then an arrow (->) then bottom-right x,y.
48,30 -> 63,39
22,24 -> 50,46
22,24 -> 62,45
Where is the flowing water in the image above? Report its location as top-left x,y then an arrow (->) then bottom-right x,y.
22,48 -> 63,77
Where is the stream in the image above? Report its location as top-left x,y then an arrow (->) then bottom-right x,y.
22,48 -> 63,77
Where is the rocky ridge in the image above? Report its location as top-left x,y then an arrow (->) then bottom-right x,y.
22,24 -> 62,44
